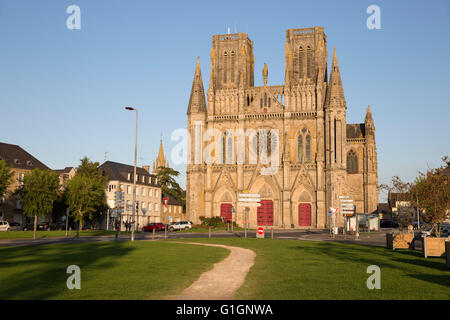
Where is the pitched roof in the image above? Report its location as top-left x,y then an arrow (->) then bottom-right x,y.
0,142 -> 49,170
388,192 -> 410,207
346,123 -> 366,139
161,192 -> 182,206
99,161 -> 159,187
54,167 -> 74,174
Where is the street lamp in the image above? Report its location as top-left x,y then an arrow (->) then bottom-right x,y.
125,106 -> 138,241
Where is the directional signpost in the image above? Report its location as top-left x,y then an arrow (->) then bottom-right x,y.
339,196 -> 357,239
238,191 -> 260,238
114,191 -> 124,239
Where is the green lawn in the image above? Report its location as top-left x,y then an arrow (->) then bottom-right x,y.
0,230 -> 136,240
0,241 -> 228,299
174,238 -> 450,300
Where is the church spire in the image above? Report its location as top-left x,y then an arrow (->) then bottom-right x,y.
153,139 -> 168,173
325,47 -> 346,108
187,57 -> 207,115
365,104 -> 375,135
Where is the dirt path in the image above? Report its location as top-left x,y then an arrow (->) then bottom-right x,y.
170,242 -> 256,300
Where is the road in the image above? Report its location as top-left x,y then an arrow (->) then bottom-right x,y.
0,228 -> 396,248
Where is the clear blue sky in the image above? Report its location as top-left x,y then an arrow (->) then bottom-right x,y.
1,0 -> 449,200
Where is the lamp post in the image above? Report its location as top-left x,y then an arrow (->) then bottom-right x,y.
125,106 -> 138,242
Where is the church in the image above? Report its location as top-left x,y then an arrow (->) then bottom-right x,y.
186,27 -> 378,229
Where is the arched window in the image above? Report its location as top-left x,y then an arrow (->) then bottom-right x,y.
347,150 -> 358,174
230,51 -> 235,83
298,135 -> 303,162
306,46 -> 313,78
223,51 -> 228,83
305,134 -> 311,162
227,132 -> 233,164
267,130 -> 278,157
299,46 -> 305,77
221,133 -> 226,164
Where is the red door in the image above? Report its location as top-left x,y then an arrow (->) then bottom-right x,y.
257,200 -> 273,226
298,203 -> 311,226
220,203 -> 232,222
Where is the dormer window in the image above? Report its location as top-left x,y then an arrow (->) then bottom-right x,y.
127,173 -> 131,181
14,159 -> 20,165
26,161 -> 33,166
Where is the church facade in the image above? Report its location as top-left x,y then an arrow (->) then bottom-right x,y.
186,27 -> 378,229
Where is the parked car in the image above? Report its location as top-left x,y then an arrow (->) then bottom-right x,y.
143,223 -> 165,232
37,222 -> 50,231
421,224 -> 450,237
8,222 -> 22,231
380,219 -> 399,228
0,221 -> 10,231
168,221 -> 192,231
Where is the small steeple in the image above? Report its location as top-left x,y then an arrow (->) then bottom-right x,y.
263,63 -> 268,86
187,57 -> 207,115
325,47 -> 345,108
153,139 -> 168,173
365,104 -> 375,135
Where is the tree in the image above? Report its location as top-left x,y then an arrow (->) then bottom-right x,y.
0,160 -> 14,214
410,156 -> 449,237
66,157 -> 107,232
155,166 -> 185,207
76,157 -> 105,181
66,174 -> 105,238
20,169 -> 60,240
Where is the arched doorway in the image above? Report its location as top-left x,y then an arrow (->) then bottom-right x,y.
220,203 -> 232,222
257,200 -> 273,226
298,203 -> 311,226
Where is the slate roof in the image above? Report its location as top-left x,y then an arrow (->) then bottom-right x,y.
388,192 -> 410,207
161,192 -> 182,206
0,142 -> 49,170
54,167 -> 74,174
378,203 -> 392,214
346,123 -> 365,139
99,161 -> 159,187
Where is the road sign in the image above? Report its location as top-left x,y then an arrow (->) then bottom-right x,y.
238,198 -> 261,202
237,202 -> 261,207
330,207 -> 338,214
163,198 -> 168,208
256,226 -> 264,238
339,196 -> 350,199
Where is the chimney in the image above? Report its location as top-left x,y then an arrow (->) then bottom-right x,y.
142,165 -> 150,173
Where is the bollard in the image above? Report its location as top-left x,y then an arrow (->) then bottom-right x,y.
271,227 -> 274,239
152,228 -> 155,241
209,227 -> 211,238
69,227 -> 72,238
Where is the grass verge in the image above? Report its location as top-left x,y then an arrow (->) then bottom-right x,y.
0,240 -> 228,299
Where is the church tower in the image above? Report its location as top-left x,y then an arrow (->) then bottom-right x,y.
324,47 -> 347,227
186,57 -> 207,223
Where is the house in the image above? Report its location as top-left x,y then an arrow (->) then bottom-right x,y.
99,161 -> 162,231
161,192 -> 185,224
53,167 -> 76,190
0,142 -> 49,224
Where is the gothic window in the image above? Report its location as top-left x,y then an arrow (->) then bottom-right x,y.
223,51 -> 228,83
264,93 -> 267,107
307,46 -> 313,78
299,46 -> 305,78
231,51 -> 235,83
226,132 -> 233,164
298,135 -> 303,162
267,130 -> 278,157
298,128 -> 311,163
221,133 -> 226,164
305,134 -> 311,162
347,150 -> 358,174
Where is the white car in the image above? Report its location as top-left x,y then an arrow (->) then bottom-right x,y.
168,221 -> 192,231
0,221 -> 10,231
